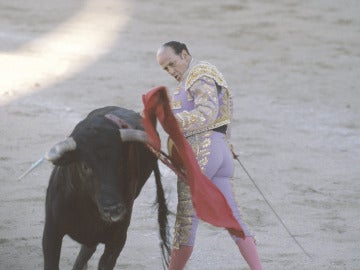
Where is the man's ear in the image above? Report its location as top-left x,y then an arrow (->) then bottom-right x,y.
181,49 -> 187,59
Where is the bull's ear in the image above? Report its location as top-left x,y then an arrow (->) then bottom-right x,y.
45,137 -> 77,166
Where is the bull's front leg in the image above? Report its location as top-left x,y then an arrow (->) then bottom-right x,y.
42,221 -> 63,270
72,244 -> 97,270
98,233 -> 127,270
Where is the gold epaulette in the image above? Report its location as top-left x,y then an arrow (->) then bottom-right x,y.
185,62 -> 228,90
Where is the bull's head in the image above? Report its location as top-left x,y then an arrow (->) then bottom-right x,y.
45,121 -> 150,223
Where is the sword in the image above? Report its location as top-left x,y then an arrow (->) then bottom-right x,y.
231,148 -> 312,259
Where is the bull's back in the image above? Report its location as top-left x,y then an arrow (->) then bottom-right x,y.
87,106 -> 143,130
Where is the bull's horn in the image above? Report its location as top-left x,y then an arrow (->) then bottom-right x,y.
119,129 -> 149,143
45,137 -> 77,161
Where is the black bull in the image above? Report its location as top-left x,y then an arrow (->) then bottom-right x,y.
43,106 -> 170,270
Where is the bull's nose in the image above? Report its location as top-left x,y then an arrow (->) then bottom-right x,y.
103,203 -> 126,222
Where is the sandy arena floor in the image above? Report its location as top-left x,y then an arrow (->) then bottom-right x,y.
0,0 -> 359,269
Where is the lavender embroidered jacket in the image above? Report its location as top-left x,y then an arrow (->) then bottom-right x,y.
171,59 -> 233,137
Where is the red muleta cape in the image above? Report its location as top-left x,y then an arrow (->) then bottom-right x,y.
142,86 -> 244,239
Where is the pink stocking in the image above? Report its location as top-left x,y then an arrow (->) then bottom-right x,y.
236,237 -> 262,270
168,245 -> 193,270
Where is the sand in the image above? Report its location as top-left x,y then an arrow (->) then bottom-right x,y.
0,0 -> 359,269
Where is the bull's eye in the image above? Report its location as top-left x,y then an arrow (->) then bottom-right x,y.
80,162 -> 93,176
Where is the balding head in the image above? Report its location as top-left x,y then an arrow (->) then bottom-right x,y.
156,41 -> 192,82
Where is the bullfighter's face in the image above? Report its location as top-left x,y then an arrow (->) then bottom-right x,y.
157,46 -> 191,82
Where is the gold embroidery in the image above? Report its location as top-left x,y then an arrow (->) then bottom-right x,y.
185,62 -> 228,90
173,181 -> 193,248
181,63 -> 232,138
172,132 -> 212,248
172,100 -> 182,110
178,111 -> 199,130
